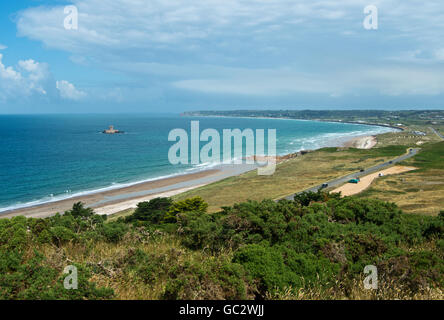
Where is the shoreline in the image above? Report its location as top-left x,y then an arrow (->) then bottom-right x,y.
183,114 -> 405,132
0,164 -> 257,219
1,117 -> 396,218
342,135 -> 377,149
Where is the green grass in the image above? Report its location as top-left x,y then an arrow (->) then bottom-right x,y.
346,145 -> 408,157
407,141 -> 444,170
174,146 -> 405,212
3,194 -> 442,300
356,141 -> 444,215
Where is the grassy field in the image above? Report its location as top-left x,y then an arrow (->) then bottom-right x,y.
357,141 -> 444,215
376,125 -> 442,147
107,126 -> 442,220
173,146 -> 406,213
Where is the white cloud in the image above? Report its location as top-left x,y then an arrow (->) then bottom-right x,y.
173,65 -> 444,96
0,53 -> 48,101
16,0 -> 353,51
0,44 -> 7,50
14,0 -> 444,100
56,80 -> 86,100
16,0 -> 444,55
0,53 -> 84,102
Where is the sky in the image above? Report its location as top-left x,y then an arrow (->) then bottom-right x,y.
1,0 -> 444,113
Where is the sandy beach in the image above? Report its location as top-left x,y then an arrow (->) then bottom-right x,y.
0,164 -> 256,219
343,135 -> 377,149
1,132 -> 381,219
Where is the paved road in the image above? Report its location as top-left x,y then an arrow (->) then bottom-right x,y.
283,148 -> 420,200
430,127 -> 444,140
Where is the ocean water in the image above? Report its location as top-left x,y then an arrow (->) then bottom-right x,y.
0,114 -> 395,212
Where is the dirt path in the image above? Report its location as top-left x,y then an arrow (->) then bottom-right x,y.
331,166 -> 417,196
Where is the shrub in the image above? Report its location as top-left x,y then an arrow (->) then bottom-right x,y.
126,197 -> 173,224
101,222 -> 129,243
66,202 -> 95,218
0,250 -> 113,300
164,197 -> 208,223
161,257 -> 252,300
50,226 -> 77,246
233,244 -> 338,297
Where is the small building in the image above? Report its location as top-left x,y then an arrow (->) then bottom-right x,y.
103,125 -> 123,134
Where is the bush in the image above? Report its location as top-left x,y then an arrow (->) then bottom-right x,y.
101,222 -> 129,243
176,211 -> 222,252
1,193 -> 442,299
233,244 -> 338,297
50,226 -> 77,246
126,197 -> 173,224
164,197 -> 208,223
161,257 -> 252,300
0,250 -> 113,300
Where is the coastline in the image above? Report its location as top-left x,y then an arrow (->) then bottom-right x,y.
1,117 -> 395,219
183,114 -> 405,132
342,135 -> 377,149
0,164 -> 257,219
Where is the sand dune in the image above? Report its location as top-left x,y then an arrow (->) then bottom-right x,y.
343,135 -> 377,149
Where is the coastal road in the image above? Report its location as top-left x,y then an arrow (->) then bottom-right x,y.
430,127 -> 444,140
283,148 -> 420,200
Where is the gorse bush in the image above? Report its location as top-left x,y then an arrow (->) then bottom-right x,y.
0,203 -> 114,299
125,197 -> 173,224
164,196 -> 208,223
0,202 -> 138,299
0,194 -> 442,300
123,192 -> 442,298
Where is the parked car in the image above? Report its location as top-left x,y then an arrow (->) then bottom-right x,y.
348,178 -> 360,184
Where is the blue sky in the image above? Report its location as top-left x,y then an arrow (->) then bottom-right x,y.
1,0 -> 444,113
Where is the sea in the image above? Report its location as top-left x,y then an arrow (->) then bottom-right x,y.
0,114 -> 396,213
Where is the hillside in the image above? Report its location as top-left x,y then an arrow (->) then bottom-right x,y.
1,193 -> 442,300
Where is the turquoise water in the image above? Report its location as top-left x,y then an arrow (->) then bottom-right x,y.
0,114 -> 394,212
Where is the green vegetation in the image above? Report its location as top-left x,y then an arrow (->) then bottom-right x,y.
2,193 -> 442,300
344,145 -> 407,157
358,141 -> 444,215
174,147 -> 405,213
185,110 -> 444,147
2,110 -> 443,300
0,203 -> 116,299
408,141 -> 444,170
184,109 -> 444,127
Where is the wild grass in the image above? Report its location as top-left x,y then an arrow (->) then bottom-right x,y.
376,126 -> 441,148
174,147 -> 404,212
267,279 -> 443,300
357,142 -> 444,215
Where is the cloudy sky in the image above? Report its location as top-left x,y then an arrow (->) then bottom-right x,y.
1,0 -> 444,113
